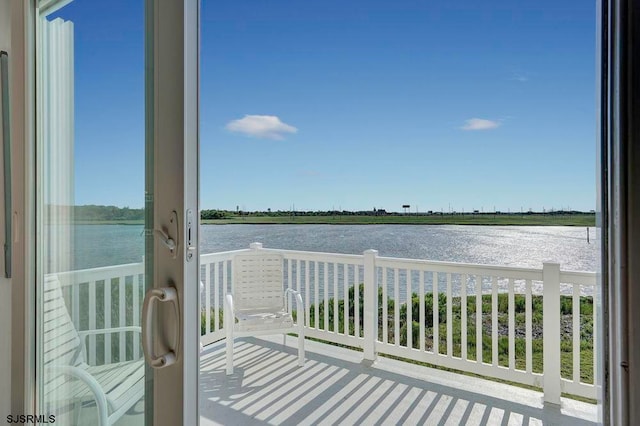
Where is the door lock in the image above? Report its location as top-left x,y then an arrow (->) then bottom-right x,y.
186,209 -> 195,262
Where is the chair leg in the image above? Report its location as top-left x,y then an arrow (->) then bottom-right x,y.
226,339 -> 233,375
298,326 -> 305,367
72,401 -> 81,425
97,397 -> 109,426
226,321 -> 234,375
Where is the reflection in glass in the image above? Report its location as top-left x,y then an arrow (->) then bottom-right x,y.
38,1 -> 146,424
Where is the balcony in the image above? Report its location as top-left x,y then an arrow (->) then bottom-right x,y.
51,244 -> 598,424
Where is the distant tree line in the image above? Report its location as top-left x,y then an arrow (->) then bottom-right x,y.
67,205 -> 596,222
201,209 -> 230,219
200,208 -> 594,218
74,205 -> 145,221
202,209 -> 389,218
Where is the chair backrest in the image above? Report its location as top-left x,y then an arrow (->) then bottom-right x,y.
233,251 -> 285,312
43,274 -> 83,367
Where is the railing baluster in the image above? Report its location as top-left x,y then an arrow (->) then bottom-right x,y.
461,274 -> 467,360
419,270 -> 425,352
383,267 -> 388,344
288,258 -> 293,292
314,261 -> 319,329
296,259 -> 310,327
305,260 -> 310,330
133,273 -> 140,360
104,278 -> 112,364
508,278 -> 515,370
88,280 -> 97,365
333,263 -> 339,334
363,250 -> 378,359
354,265 -> 360,338
492,276 -> 498,367
476,275 -> 482,363
205,262 -> 211,334
573,284 -> 581,383
72,282 -> 80,330
223,260 -> 229,330
525,279 -> 532,374
394,269 -> 400,346
343,263 -> 349,335
446,273 -> 452,357
433,271 -> 439,354
119,276 -> 126,362
214,262 -> 220,332
324,262 -> 329,331
407,269 -> 412,349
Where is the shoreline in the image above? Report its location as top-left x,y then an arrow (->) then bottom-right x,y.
200,221 -> 593,226
200,214 -> 595,227
68,213 -> 596,227
67,216 -> 596,228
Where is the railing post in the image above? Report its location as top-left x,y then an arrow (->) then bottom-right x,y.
543,262 -> 562,405
250,242 -> 263,250
363,249 -> 378,362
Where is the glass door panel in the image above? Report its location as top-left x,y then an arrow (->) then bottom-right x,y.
36,1 -> 149,425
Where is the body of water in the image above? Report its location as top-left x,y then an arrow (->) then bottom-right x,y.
69,224 -> 598,272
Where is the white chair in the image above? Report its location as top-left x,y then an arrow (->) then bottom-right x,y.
44,275 -> 144,426
225,250 -> 305,375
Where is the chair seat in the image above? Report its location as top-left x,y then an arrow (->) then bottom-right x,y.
235,309 -> 294,332
47,359 -> 144,413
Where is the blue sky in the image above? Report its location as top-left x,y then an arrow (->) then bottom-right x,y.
55,0 -> 596,212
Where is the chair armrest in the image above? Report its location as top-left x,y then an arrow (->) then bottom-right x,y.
47,364 -> 110,425
224,294 -> 235,321
78,326 -> 142,340
78,327 -> 143,363
284,288 -> 305,326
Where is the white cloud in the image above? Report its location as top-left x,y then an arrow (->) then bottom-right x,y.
461,118 -> 501,131
225,115 -> 298,140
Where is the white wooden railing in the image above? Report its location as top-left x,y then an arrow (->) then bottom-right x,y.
54,262 -> 145,366
50,243 -> 597,403
201,243 -> 597,403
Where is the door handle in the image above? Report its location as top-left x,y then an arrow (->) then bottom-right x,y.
142,286 -> 180,368
154,210 -> 179,258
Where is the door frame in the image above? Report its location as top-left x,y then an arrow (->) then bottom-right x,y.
600,0 -> 640,423
10,0 -> 36,417
13,0 -> 640,424
147,0 -> 200,424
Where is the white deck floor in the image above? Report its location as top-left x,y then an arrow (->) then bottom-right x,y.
199,336 -> 597,426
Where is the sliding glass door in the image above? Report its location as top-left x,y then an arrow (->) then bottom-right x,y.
34,0 -> 198,425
